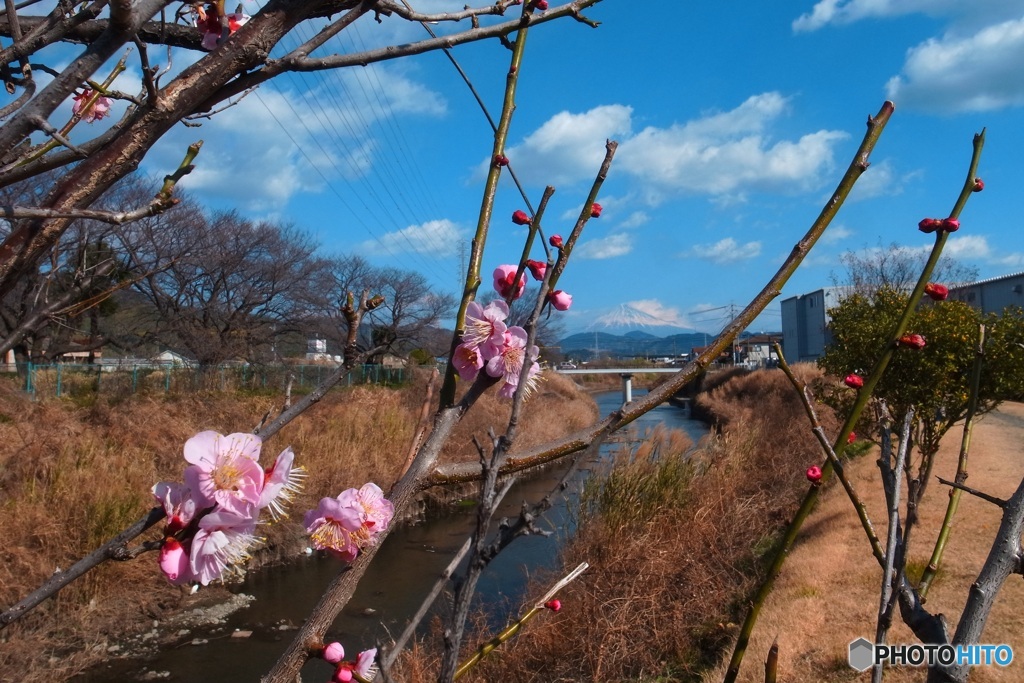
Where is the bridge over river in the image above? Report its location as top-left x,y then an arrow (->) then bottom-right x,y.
554,366 -> 683,403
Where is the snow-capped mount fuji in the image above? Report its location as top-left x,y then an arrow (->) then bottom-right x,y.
586,303 -> 698,337
556,304 -> 711,359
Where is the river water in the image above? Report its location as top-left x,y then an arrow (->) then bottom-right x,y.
85,391 -> 706,682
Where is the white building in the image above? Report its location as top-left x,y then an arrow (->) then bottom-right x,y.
780,288 -> 847,363
948,271 -> 1024,315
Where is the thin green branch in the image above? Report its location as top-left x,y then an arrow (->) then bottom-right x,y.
918,324 -> 986,599
440,4 -> 529,408
775,343 -> 884,563
452,562 -> 588,680
764,638 -> 778,683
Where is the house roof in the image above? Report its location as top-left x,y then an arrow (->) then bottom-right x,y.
948,271 -> 1024,290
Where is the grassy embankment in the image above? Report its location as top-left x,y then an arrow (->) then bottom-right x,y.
0,368 -> 598,683
400,366 -> 1024,682
397,364 -> 838,682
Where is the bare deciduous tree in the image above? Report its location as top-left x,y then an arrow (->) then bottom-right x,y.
129,211 -> 326,365
832,240 -> 979,298
308,254 -> 455,360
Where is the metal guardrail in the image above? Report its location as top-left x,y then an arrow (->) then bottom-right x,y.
6,362 -> 408,398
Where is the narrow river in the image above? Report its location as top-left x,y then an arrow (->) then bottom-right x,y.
85,390 -> 707,682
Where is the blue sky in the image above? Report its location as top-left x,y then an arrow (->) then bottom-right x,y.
121,0 -> 1024,334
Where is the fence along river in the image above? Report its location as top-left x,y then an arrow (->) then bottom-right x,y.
78,390 -> 708,682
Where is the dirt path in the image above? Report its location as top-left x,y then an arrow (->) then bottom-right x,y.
706,401 -> 1024,683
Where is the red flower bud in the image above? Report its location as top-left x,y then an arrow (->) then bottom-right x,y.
843,373 -> 864,389
973,177 -> 984,192
806,466 -> 822,484
590,202 -> 603,218
940,217 -> 960,232
918,218 -> 941,234
532,0 -> 549,9
544,599 -> 561,612
526,259 -> 547,281
898,333 -> 926,350
493,154 -> 509,167
512,210 -> 531,226
549,234 -> 563,248
847,432 -> 856,444
924,283 -> 949,301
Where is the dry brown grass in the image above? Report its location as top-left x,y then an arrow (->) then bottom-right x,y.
394,365 -> 837,682
0,368 -> 597,683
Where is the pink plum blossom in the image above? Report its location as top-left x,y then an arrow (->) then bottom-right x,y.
258,446 -> 305,520
183,431 -> 265,515
304,495 -> 362,562
152,481 -> 198,534
462,300 -> 508,355
486,327 -> 540,399
159,538 -> 194,585
452,342 -> 485,382
72,90 -> 112,123
189,506 -> 259,585
547,290 -> 572,311
492,265 -> 525,300
322,642 -> 345,664
305,485 -> 393,561
334,484 -> 393,550
350,483 -> 394,538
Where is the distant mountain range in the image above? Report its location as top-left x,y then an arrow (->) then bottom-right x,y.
558,330 -> 714,359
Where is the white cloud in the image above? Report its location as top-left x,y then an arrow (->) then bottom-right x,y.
499,105 -> 633,186
792,2 -> 1024,113
821,224 -> 854,244
792,0 -> 1014,33
617,93 -> 848,201
575,233 -> 633,259
944,234 -> 1024,267
886,17 -> 1024,112
688,237 -> 762,264
498,93 -> 847,202
359,218 -> 462,256
848,159 -> 905,201
619,211 -> 650,229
